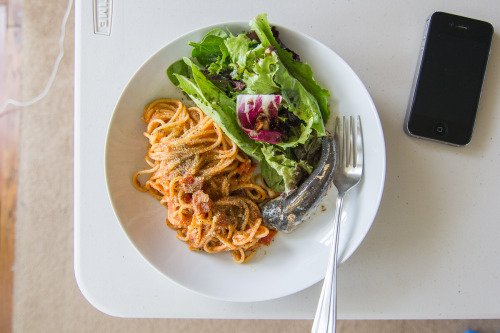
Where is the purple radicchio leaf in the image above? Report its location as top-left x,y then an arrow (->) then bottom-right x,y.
236,94 -> 284,144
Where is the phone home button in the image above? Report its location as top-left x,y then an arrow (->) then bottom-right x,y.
433,122 -> 448,136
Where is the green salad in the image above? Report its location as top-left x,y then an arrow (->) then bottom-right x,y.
167,13 -> 331,194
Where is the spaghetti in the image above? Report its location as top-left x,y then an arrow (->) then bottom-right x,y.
133,98 -> 277,263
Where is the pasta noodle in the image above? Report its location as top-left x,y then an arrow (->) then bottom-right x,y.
133,98 -> 278,263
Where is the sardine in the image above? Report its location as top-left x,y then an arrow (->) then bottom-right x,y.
260,135 -> 336,233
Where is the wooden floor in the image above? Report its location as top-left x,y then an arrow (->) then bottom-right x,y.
0,0 -> 22,332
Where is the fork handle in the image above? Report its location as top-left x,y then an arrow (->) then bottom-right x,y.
311,192 -> 344,333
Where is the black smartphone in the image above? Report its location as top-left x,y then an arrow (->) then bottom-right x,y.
405,11 -> 494,146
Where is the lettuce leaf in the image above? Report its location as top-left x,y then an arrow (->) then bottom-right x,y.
188,29 -> 229,67
259,158 -> 284,192
167,58 -> 190,86
224,34 -> 251,77
249,13 -> 331,124
242,49 -> 280,94
260,144 -> 302,194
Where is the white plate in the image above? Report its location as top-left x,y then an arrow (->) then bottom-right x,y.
105,21 -> 386,302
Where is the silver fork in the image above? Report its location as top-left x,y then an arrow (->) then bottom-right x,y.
312,116 -> 364,333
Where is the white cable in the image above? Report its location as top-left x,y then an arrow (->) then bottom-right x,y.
0,0 -> 74,116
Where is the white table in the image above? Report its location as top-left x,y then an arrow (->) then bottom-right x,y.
74,0 -> 500,319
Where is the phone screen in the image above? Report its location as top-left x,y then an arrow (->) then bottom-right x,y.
406,12 -> 493,145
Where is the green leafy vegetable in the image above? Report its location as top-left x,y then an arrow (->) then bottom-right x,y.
225,34 -> 251,77
188,29 -> 229,67
242,49 -> 280,95
250,14 -> 331,123
166,14 -> 331,194
261,145 -> 303,194
259,159 -> 284,193
166,58 -> 190,86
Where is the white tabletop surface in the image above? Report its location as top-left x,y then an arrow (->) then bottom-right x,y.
74,0 -> 500,319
